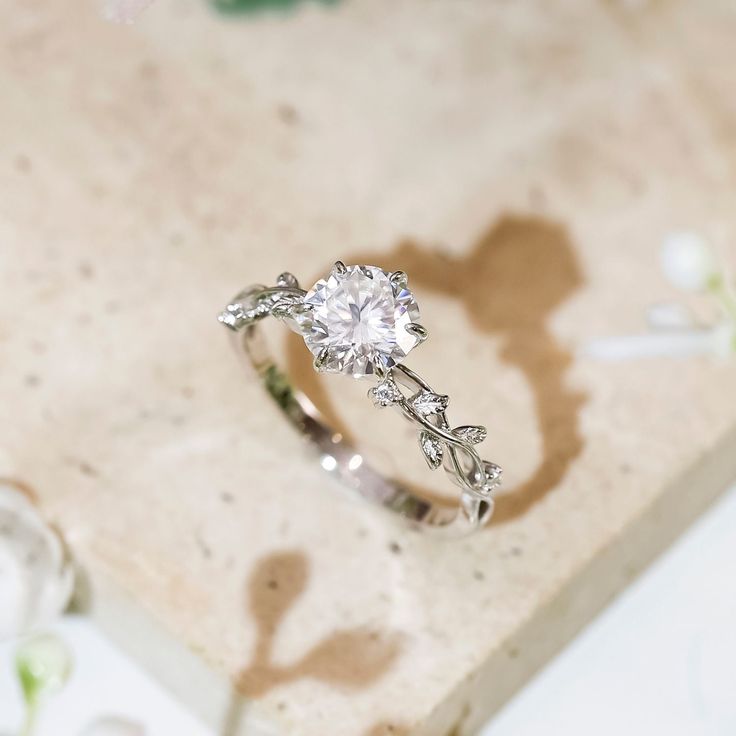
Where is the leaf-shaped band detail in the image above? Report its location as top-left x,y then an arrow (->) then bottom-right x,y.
419,431 -> 444,469
452,425 -> 488,445
410,390 -> 449,416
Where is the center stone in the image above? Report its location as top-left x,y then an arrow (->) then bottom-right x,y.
301,264 -> 421,377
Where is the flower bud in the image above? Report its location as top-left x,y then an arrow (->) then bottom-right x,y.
15,633 -> 73,705
661,232 -> 718,292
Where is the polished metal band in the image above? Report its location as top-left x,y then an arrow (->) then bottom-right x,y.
220,278 -> 502,535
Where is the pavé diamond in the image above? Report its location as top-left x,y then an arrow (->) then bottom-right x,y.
301,264 -> 421,377
370,378 -> 404,407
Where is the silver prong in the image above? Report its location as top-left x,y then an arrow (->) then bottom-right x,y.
390,270 -> 408,288
314,348 -> 330,371
332,261 -> 347,277
270,302 -> 293,319
405,323 -> 428,342
373,363 -> 387,380
276,272 -> 299,288
281,302 -> 313,335
292,302 -> 313,317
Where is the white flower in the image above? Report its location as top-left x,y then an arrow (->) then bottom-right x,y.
80,717 -> 146,736
661,232 -> 718,292
0,482 -> 74,640
16,633 -> 73,702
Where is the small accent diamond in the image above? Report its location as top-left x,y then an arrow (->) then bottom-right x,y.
369,379 -> 403,407
482,461 -> 503,492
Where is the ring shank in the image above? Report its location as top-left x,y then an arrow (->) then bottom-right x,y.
234,323 -> 492,534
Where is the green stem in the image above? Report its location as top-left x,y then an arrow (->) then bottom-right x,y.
709,274 -> 736,324
20,700 -> 38,736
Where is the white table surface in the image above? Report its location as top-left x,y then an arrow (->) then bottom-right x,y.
482,482 -> 736,736
2,484 -> 735,736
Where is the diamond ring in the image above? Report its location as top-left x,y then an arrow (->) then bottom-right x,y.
219,262 -> 502,534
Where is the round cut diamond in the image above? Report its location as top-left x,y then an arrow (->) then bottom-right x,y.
301,265 -> 421,377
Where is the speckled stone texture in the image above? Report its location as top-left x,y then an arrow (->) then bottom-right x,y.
1,2 -> 736,735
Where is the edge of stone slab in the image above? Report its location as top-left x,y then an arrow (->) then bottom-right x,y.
81,574 -> 279,736
410,421 -> 736,736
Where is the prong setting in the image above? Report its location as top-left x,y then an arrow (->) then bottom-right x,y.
301,264 -> 420,377
405,323 -> 428,343
276,272 -> 299,288
314,348 -> 330,372
270,302 -> 292,319
332,261 -> 348,278
390,271 -> 408,288
291,302 -> 313,317
372,362 -> 387,380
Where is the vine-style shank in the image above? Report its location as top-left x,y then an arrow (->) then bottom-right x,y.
219,274 -> 502,534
